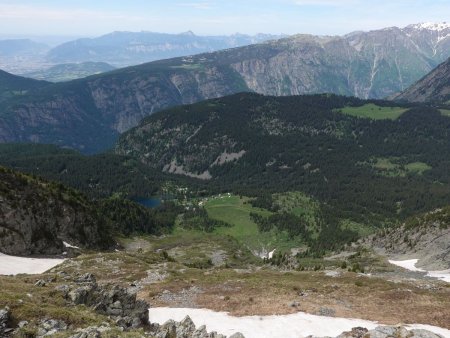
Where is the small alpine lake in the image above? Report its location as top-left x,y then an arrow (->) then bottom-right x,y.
134,197 -> 162,208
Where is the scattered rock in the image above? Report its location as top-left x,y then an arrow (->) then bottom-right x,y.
69,285 -> 95,305
17,321 -> 29,329
408,329 -> 445,338
229,334 -> 246,338
55,284 -> 70,295
211,250 -> 227,267
365,326 -> 443,338
75,273 -> 97,285
37,319 -> 68,337
325,271 -> 341,278
336,327 -> 368,338
0,307 -> 12,337
35,279 -> 47,287
315,326 -> 443,338
69,323 -> 112,338
149,315 -> 235,338
316,307 -> 336,317
289,301 -> 300,308
157,286 -> 203,308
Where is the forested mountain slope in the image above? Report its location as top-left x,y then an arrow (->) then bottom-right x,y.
393,57 -> 450,104
116,93 -> 450,226
0,166 -> 114,256
0,69 -> 50,103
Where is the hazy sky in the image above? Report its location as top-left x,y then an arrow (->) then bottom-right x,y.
0,0 -> 449,37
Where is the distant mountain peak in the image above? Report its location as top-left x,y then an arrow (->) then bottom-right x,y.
180,30 -> 196,36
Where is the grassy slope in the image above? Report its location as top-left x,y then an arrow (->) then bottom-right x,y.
338,103 -> 408,120
368,158 -> 432,177
439,109 -> 450,117
204,195 -> 306,252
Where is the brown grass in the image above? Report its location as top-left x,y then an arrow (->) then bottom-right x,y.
142,269 -> 450,329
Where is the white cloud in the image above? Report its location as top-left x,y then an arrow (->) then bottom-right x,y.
0,4 -> 141,21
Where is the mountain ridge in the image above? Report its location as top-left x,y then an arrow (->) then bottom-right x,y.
46,31 -> 285,67
0,22 -> 450,152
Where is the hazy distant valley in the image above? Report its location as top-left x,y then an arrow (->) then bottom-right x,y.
0,31 -> 284,78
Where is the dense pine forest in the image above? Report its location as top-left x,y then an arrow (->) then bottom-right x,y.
117,93 -> 450,225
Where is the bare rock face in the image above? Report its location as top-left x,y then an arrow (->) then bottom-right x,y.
369,207 -> 450,270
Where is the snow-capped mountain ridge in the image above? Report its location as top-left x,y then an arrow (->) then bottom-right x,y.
406,22 -> 450,31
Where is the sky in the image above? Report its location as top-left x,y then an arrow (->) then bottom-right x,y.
0,0 -> 448,38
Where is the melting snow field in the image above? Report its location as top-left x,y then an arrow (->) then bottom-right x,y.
0,252 -> 65,275
389,259 -> 450,283
149,308 -> 450,338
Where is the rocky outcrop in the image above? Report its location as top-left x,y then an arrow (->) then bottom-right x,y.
2,273 -> 149,337
37,319 -> 68,337
0,166 -> 114,256
68,323 -> 113,338
6,272 -> 243,337
149,315 -> 245,338
56,273 -> 149,330
393,57 -> 450,103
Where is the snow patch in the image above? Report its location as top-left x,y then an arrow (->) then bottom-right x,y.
148,308 -> 450,338
388,259 -> 424,272
427,270 -> 450,283
408,22 -> 450,31
389,259 -> 450,283
0,252 -> 65,275
63,241 -> 80,249
268,249 -> 276,260
256,248 -> 276,259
